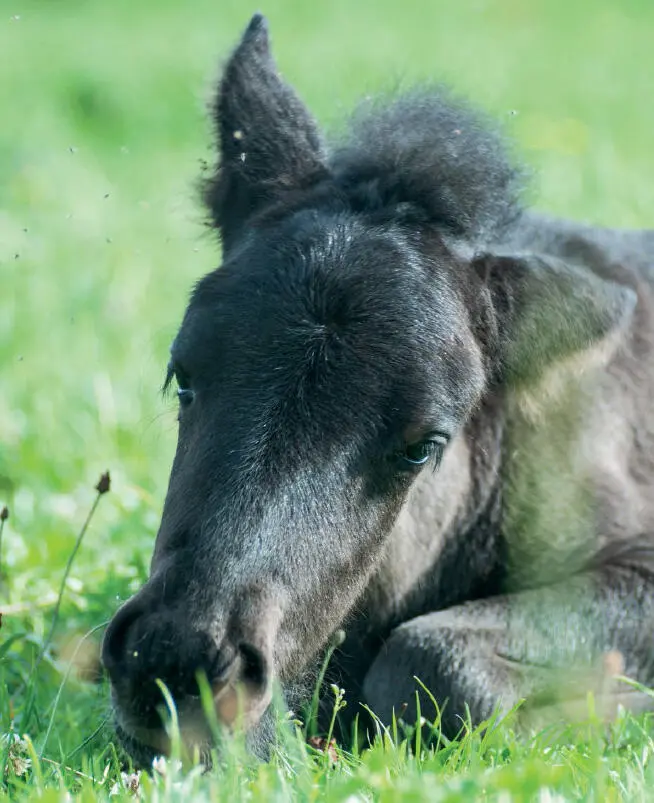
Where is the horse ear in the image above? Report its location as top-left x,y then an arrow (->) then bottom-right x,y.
204,14 -> 328,251
474,252 -> 637,385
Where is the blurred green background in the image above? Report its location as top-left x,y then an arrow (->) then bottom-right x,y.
0,0 -> 653,754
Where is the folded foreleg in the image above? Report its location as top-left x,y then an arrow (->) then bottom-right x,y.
363,558 -> 654,736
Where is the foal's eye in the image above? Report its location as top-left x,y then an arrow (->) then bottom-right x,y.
166,361 -> 195,409
177,387 -> 195,408
400,434 -> 449,469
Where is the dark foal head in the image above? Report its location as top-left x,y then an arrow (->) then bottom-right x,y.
102,15 -> 635,763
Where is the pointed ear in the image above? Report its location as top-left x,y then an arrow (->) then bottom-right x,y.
204,15 -> 328,250
474,252 -> 637,385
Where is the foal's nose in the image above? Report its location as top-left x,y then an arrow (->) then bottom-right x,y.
103,603 -> 228,712
102,594 -> 272,734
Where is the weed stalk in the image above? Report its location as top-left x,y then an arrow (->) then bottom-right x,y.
18,473 -> 110,698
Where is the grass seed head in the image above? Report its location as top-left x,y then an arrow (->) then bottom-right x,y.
95,472 -> 111,495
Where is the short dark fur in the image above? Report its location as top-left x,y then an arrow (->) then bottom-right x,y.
102,15 -> 654,766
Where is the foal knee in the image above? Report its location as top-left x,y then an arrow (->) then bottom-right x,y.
362,608 -> 510,736
362,616 -> 455,729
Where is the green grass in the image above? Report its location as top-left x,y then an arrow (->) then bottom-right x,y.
1,0 -> 654,798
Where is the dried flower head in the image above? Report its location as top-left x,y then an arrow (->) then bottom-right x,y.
95,472 -> 111,495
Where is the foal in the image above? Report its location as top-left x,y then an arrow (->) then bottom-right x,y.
102,15 -> 654,764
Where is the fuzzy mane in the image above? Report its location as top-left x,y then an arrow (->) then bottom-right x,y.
327,86 -> 526,243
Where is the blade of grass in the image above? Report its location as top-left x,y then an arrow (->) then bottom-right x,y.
39,620 -> 110,758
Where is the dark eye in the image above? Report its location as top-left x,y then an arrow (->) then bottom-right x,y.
400,434 -> 448,469
177,387 -> 195,408
166,361 -> 195,409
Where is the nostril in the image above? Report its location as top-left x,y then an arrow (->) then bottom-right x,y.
102,600 -> 144,675
238,642 -> 268,689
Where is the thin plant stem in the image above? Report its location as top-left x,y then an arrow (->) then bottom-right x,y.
65,720 -> 110,762
39,492 -> 102,663
307,628 -> 345,738
39,619 -> 111,758
18,473 -> 110,697
40,756 -> 99,784
324,685 -> 345,760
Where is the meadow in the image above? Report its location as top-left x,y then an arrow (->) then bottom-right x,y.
2,0 -> 654,799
